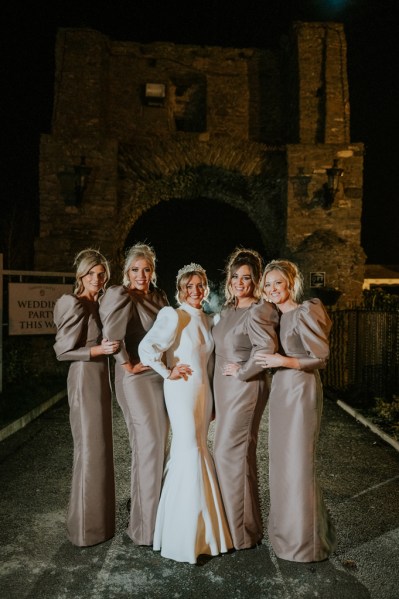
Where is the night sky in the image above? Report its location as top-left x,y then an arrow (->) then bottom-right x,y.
3,0 -> 398,267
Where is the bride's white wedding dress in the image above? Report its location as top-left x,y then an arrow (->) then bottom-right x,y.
139,302 -> 232,564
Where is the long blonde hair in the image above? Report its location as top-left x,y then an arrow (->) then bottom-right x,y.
122,242 -> 157,288
261,259 -> 304,302
224,247 -> 263,305
73,248 -> 110,296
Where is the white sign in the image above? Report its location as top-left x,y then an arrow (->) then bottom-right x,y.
8,283 -> 73,335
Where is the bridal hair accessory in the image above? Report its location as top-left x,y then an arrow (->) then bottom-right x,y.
177,263 -> 206,279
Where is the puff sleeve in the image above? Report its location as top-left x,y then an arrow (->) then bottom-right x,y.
53,294 -> 91,362
99,285 -> 132,364
138,306 -> 179,379
296,299 -> 331,371
237,300 -> 279,381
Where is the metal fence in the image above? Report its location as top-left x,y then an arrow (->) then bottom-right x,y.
324,309 -> 399,400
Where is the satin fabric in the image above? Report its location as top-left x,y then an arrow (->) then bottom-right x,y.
139,304 -> 233,564
99,285 -> 169,545
212,300 -> 279,549
268,298 -> 337,562
53,294 -> 115,547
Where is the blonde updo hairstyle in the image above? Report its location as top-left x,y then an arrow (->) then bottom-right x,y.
73,248 -> 110,296
123,242 -> 157,288
175,263 -> 209,305
261,259 -> 304,303
224,247 -> 263,305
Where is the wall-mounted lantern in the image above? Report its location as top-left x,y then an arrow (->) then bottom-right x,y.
324,159 -> 344,206
291,159 -> 344,208
57,156 -> 92,206
144,83 -> 166,106
291,167 -> 312,202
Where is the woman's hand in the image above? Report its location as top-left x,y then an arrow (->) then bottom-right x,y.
90,339 -> 120,358
255,352 -> 283,368
168,363 -> 193,381
123,360 -> 151,375
222,362 -> 240,377
255,352 -> 300,370
101,338 -> 120,355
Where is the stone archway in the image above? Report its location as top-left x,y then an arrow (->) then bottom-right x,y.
124,196 -> 269,303
110,139 -> 287,296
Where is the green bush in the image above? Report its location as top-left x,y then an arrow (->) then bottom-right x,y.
362,288 -> 399,311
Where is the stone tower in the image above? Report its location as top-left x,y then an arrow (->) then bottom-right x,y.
36,22 -> 365,306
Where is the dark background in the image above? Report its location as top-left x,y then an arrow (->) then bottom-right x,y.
3,0 -> 398,267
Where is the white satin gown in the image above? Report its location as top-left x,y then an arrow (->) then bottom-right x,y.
139,303 -> 233,564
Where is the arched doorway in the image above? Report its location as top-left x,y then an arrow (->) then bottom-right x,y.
124,197 -> 268,305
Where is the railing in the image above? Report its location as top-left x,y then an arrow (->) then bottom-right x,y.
324,309 -> 399,400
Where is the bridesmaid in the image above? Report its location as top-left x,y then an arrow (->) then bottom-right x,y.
99,242 -> 169,545
139,263 -> 232,564
212,248 -> 279,550
257,259 -> 336,562
53,248 -> 119,547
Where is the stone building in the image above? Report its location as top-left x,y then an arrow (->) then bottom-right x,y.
36,22 -> 365,306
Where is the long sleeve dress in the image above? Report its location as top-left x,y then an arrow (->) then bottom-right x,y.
212,299 -> 279,550
138,303 -> 233,564
53,294 -> 115,547
268,298 -> 336,562
99,285 -> 169,545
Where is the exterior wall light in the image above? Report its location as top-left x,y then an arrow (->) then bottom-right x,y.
291,160 -> 344,209
57,156 -> 92,206
291,167 -> 312,202
324,159 -> 344,206
144,83 -> 166,106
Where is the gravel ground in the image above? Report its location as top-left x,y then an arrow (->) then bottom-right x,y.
0,395 -> 398,599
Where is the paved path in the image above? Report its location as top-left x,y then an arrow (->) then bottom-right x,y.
1,396 -> 398,598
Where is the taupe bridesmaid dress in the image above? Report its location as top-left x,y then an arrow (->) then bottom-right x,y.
99,285 -> 169,545
212,299 -> 279,550
268,298 -> 337,562
53,294 -> 115,547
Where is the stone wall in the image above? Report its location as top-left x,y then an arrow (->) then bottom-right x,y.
286,143 -> 365,304
36,22 -> 365,307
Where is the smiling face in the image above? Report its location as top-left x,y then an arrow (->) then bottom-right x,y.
230,264 -> 255,303
127,258 -> 153,293
184,274 -> 205,308
264,269 -> 291,305
80,264 -> 107,299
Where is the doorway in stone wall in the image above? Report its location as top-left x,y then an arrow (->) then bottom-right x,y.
124,197 -> 268,307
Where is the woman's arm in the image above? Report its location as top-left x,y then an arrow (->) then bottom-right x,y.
256,352 -> 300,370
235,301 -> 279,381
256,300 -> 331,372
90,338 -> 120,358
138,307 -> 192,379
99,286 -> 133,365
53,295 -> 92,362
54,295 -> 120,361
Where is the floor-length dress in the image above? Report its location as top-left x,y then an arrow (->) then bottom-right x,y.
268,298 -> 337,562
53,294 -> 115,547
139,303 -> 233,564
212,300 -> 279,550
99,285 -> 169,545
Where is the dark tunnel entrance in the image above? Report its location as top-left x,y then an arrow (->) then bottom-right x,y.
124,197 -> 269,306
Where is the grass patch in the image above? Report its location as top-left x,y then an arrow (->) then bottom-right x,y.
326,388 -> 399,442
364,397 -> 399,441
0,374 -> 66,429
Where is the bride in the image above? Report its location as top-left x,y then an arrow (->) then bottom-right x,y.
139,263 -> 232,564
